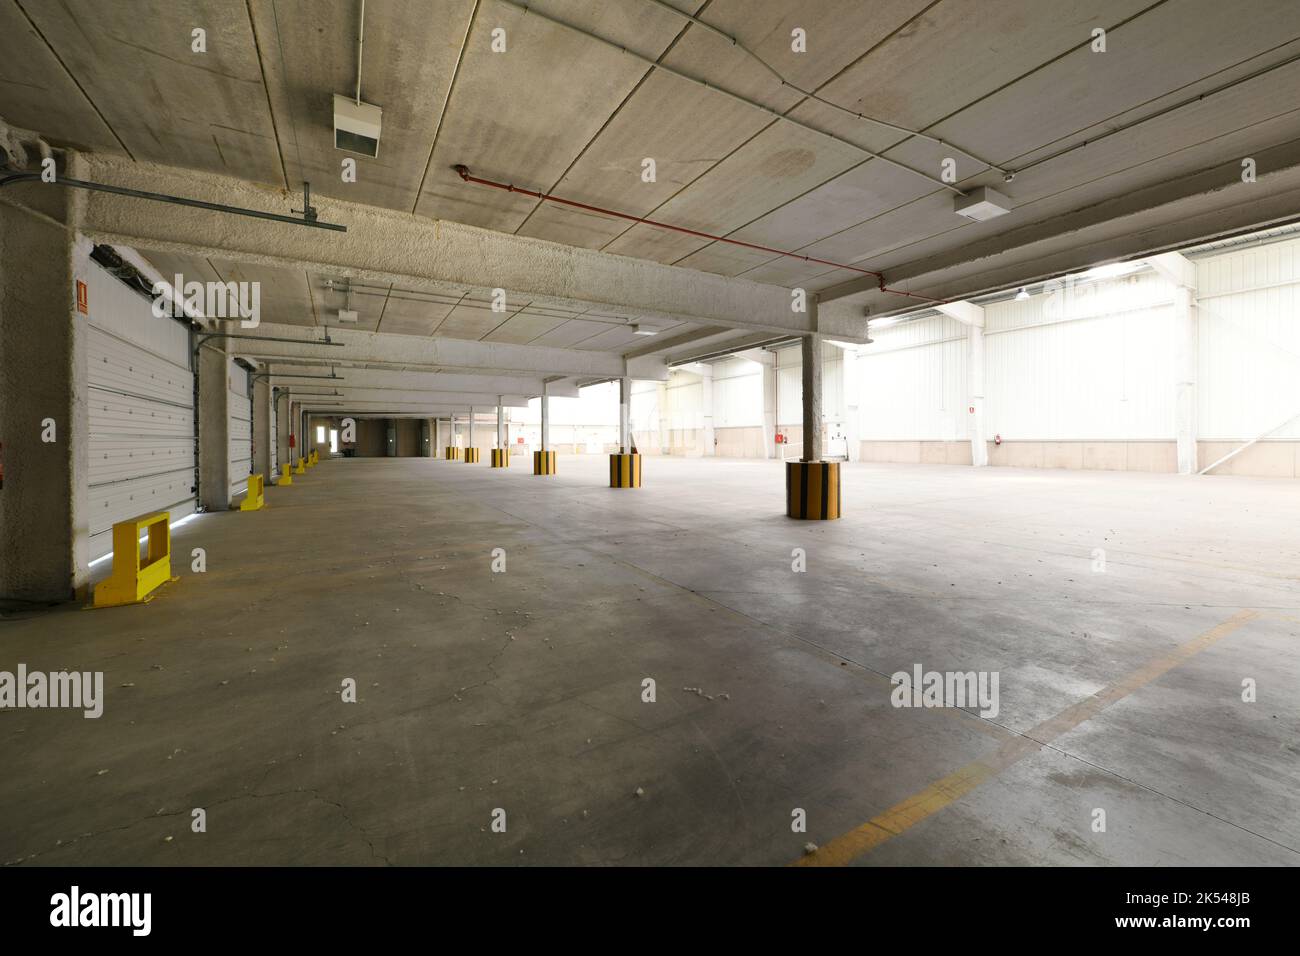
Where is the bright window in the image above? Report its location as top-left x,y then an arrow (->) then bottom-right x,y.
316,425 -> 326,443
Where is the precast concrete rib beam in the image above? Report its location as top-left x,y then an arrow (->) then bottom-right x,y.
74,154 -> 869,341
280,388 -> 531,407
821,139 -> 1300,316
222,323 -> 668,381
262,366 -> 581,397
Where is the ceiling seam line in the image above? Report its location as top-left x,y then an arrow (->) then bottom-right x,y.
511,0 -> 715,236
243,0 -> 290,190
722,101 -> 1300,287
10,0 -> 135,159
493,0 -> 964,196
591,0 -> 962,256
268,0 -> 306,185
412,0 -> 481,214
810,119 -> 1300,290
652,0 -> 1178,272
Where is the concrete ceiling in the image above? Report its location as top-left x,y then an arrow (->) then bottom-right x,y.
5,0 -> 1300,408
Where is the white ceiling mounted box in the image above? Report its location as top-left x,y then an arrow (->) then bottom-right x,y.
954,186 -> 1013,222
334,94 -> 382,157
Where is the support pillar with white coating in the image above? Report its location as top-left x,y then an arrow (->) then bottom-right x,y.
541,382 -> 550,451
619,377 -> 631,452
700,363 -> 715,456
801,332 -> 823,462
936,300 -> 988,467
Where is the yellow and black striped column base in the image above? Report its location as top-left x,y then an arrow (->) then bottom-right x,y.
463,448 -> 481,463
609,453 -> 642,488
533,450 -> 557,475
491,449 -> 509,468
445,446 -> 462,460
786,460 -> 841,520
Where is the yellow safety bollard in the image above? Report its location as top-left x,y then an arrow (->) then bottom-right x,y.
239,474 -> 266,511
533,450 -> 557,475
463,448 -> 481,463
276,469 -> 293,486
445,446 -> 462,460
92,511 -> 179,608
609,453 -> 642,488
295,458 -> 305,474
490,449 -> 509,468
786,461 -> 841,520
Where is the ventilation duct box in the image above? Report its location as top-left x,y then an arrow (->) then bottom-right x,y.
953,186 -> 1012,221
337,309 -> 359,323
333,94 -> 382,157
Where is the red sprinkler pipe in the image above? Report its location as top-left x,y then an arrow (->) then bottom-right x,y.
453,165 -> 947,305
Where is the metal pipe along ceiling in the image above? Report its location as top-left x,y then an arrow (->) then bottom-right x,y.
453,165 -> 946,305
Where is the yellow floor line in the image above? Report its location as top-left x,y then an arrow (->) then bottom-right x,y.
795,608 -> 1260,867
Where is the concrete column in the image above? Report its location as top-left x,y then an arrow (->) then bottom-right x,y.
0,186 -> 88,601
700,364 -> 715,456
253,377 -> 272,477
937,300 -> 988,468
968,325 -> 989,467
496,398 -> 504,449
468,406 -> 475,450
619,378 -> 631,452
275,389 -> 291,472
843,347 -> 861,462
1149,252 -> 1199,475
801,333 -> 823,461
1173,286 -> 1198,474
760,351 -> 777,459
541,383 -> 550,451
198,342 -> 231,510
657,381 -> 668,454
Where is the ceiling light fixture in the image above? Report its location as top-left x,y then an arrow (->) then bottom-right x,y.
630,324 -> 659,336
1015,287 -> 1031,300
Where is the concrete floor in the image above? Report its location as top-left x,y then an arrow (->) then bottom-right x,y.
2,455 -> 1298,866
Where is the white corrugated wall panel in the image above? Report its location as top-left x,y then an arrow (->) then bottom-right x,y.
84,256 -> 195,561
1196,238 -> 1300,440
712,357 -> 763,427
857,315 -> 967,440
984,274 -> 1176,439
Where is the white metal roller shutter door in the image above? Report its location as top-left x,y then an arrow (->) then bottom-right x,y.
85,265 -> 196,562
228,360 -> 251,497
271,399 -> 278,477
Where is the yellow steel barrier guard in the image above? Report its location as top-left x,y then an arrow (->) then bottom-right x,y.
276,469 -> 293,486
239,473 -> 266,511
609,453 -> 642,488
445,446 -> 463,460
463,447 -> 481,463
490,448 -> 509,468
92,511 -> 179,608
295,457 -> 305,474
786,460 -> 841,520
533,450 -> 557,475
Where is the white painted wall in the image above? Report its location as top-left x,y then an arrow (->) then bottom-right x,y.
1196,238 -> 1300,441
507,235 -> 1300,462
